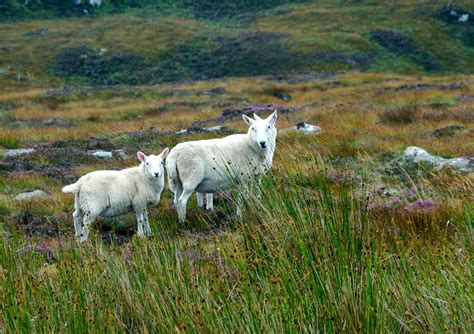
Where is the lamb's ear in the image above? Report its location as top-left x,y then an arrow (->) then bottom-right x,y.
253,113 -> 262,121
160,147 -> 169,159
137,151 -> 147,162
267,110 -> 278,126
242,114 -> 254,125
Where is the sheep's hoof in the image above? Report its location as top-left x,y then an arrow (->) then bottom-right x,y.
78,235 -> 88,243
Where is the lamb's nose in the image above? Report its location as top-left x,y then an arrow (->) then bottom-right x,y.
259,141 -> 267,148
154,172 -> 159,178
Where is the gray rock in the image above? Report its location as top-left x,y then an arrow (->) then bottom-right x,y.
87,149 -> 128,159
88,150 -> 113,158
176,126 -> 229,135
42,118 -> 66,126
25,28 -> 49,36
112,149 -> 127,159
459,14 -> 469,22
404,146 -> 473,171
3,148 -> 36,157
280,122 -> 322,135
15,190 -> 47,201
203,126 -> 226,132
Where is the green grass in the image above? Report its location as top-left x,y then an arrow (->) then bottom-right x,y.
1,1 -> 473,88
1,160 -> 472,332
0,1 -> 473,331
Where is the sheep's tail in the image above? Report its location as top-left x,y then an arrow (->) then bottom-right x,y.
166,151 -> 182,192
62,181 -> 80,193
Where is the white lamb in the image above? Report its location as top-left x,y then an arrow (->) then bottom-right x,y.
167,111 -> 278,222
62,149 -> 169,242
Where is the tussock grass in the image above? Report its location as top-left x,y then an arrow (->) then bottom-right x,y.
0,71 -> 472,331
1,158 -> 472,332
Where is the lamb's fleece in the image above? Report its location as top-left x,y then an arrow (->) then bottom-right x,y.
63,149 -> 168,241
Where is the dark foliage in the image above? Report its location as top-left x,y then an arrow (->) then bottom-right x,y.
52,33 -> 371,85
370,29 -> 441,71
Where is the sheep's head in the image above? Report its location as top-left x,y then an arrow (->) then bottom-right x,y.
137,148 -> 169,180
243,110 -> 278,150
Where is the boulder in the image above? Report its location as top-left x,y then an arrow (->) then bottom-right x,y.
403,146 -> 473,171
279,122 -> 322,135
15,190 -> 47,201
88,150 -> 113,158
3,148 -> 36,157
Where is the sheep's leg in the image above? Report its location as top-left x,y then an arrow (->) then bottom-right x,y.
73,209 -> 83,238
235,191 -> 245,218
196,192 -> 204,208
135,211 -> 145,237
80,214 -> 94,243
73,194 -> 83,238
206,193 -> 214,211
173,182 -> 183,208
142,209 -> 152,236
177,189 -> 193,223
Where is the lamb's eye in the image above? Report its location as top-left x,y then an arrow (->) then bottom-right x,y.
252,127 -> 256,131
267,126 -> 271,129
146,162 -> 149,165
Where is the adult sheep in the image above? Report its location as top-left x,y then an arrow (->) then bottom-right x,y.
167,111 -> 278,222
62,149 -> 169,242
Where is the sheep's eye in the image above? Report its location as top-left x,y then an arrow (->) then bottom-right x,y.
146,162 -> 149,165
267,126 -> 271,129
252,127 -> 256,131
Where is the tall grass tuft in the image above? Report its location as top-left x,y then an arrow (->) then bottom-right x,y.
1,157 -> 471,332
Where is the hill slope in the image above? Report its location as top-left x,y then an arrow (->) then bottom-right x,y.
0,0 -> 473,88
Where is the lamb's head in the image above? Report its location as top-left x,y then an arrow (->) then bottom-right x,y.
243,110 -> 278,150
137,148 -> 169,180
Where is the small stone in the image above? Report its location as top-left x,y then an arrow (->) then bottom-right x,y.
3,148 -> 36,157
112,149 -> 127,159
279,122 -> 322,135
25,28 -> 49,36
204,126 -> 226,132
88,150 -> 113,158
42,118 -> 66,126
459,14 -> 469,22
15,190 -> 47,201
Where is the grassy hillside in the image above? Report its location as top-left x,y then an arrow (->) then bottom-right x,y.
0,0 -> 473,88
0,1 -> 473,332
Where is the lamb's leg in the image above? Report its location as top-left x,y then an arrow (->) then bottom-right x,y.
73,194 -> 83,238
177,188 -> 193,223
235,191 -> 245,218
206,193 -> 214,211
196,192 -> 204,208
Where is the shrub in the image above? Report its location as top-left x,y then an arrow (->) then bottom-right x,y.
379,101 -> 417,124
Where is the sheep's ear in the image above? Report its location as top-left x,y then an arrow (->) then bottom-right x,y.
253,113 -> 262,121
137,151 -> 147,162
161,147 -> 169,159
267,110 -> 278,126
242,114 -> 254,125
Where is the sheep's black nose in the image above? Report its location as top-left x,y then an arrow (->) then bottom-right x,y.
154,172 -> 159,178
259,141 -> 267,148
